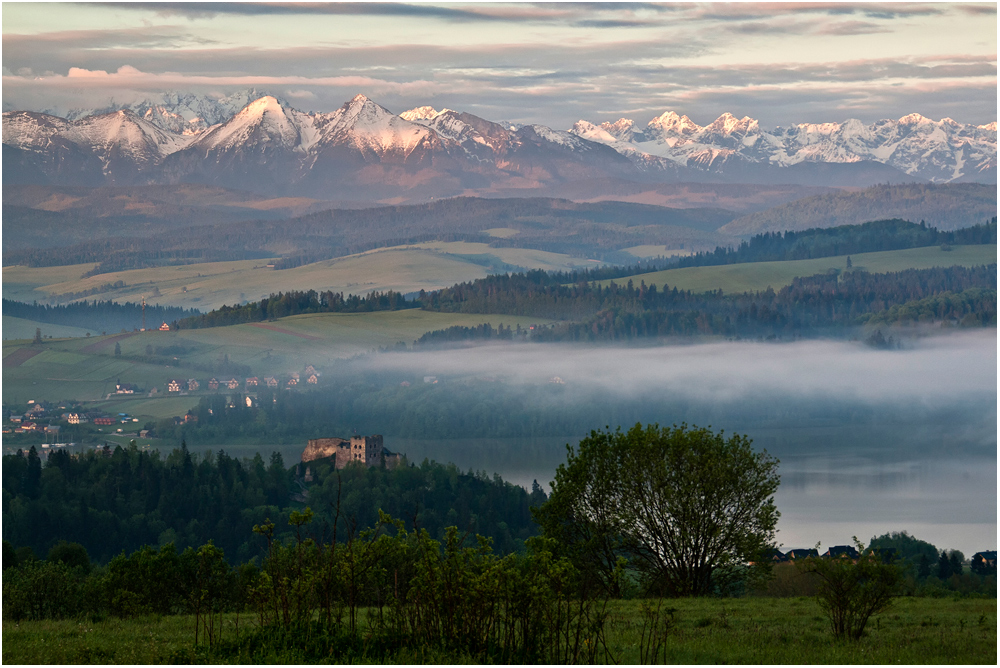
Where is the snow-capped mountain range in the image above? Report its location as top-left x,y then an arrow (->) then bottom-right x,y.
571,111 -> 997,184
3,92 -> 995,199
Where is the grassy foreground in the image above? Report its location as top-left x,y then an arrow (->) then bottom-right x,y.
4,597 -> 995,664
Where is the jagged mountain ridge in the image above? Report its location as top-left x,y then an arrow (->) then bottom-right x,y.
571,111 -> 997,184
4,93 -> 995,200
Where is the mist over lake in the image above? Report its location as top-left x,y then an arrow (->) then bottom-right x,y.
350,330 -> 996,556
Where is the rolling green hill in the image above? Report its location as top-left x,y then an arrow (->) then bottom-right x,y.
2,310 -> 555,408
3,242 -> 611,312
596,245 -> 997,294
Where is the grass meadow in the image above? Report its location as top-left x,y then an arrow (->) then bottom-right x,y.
600,244 -> 998,294
2,242 -> 601,312
2,316 -> 95,340
3,597 -> 994,665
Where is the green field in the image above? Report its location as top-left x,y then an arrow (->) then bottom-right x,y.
2,310 -> 555,409
2,316 -> 95,340
599,245 -> 998,294
3,242 -> 603,312
3,597 -> 994,664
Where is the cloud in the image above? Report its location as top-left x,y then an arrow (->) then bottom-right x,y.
815,20 -> 892,36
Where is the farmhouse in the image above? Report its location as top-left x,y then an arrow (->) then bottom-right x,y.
225,378 -> 240,390
972,551 -> 997,575
823,545 -> 860,560
167,380 -> 181,392
264,376 -> 279,388
187,379 -> 200,391
208,378 -> 220,390
159,322 -> 170,331
302,434 -> 403,469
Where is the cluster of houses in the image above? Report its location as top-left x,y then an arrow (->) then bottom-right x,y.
765,546 -> 997,573
164,368 -> 321,394
5,401 -> 138,436
113,366 -> 324,398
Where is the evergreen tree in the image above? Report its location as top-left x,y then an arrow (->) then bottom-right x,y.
937,550 -> 953,579
114,341 -> 121,357
949,551 -> 964,577
917,553 -> 931,578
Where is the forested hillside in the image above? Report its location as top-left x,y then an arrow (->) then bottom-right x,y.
2,299 -> 201,334
1,442 -> 546,565
670,218 -> 997,270
3,197 -> 734,273
422,264 -> 996,340
720,183 -> 997,235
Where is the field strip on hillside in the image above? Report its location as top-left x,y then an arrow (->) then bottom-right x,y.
595,245 -> 997,294
80,331 -> 139,353
3,348 -> 44,368
248,323 -> 324,340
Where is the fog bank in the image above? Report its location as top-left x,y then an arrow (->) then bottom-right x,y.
370,330 -> 996,406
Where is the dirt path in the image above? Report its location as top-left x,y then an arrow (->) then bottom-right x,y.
248,323 -> 324,340
2,347 -> 44,368
79,331 -> 138,354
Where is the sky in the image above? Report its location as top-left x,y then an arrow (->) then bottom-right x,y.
2,2 -> 997,129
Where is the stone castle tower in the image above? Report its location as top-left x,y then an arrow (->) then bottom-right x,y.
302,435 -> 400,469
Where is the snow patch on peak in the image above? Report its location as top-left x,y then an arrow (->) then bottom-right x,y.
245,96 -> 284,113
898,113 -> 931,125
400,106 -> 441,121
570,120 -> 618,143
706,112 -> 757,135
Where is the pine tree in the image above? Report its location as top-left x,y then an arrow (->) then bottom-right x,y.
114,342 -> 121,357
937,550 -> 953,579
949,551 -> 963,577
917,553 -> 931,578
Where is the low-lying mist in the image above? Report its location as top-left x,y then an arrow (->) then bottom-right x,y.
367,328 -> 996,408
352,329 -> 995,555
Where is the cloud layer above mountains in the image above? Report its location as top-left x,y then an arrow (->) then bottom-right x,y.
3,2 -> 996,127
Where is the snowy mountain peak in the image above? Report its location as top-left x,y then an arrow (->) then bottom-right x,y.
400,106 -> 441,121
197,95 -> 304,151
599,118 -> 637,142
898,112 -> 932,126
245,96 -> 284,114
979,122 -> 997,132
647,111 -> 701,135
705,112 -> 758,135
571,120 -> 619,144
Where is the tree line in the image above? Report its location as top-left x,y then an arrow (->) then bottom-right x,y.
175,289 -> 418,329
637,218 -> 996,271
421,264 -> 997,341
2,298 -> 201,334
1,442 -> 546,567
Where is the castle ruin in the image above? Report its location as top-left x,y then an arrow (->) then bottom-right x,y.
302,435 -> 402,469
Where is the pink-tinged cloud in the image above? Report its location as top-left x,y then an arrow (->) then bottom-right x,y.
5,66 -> 444,96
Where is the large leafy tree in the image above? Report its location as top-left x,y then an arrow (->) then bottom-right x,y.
534,423 -> 780,597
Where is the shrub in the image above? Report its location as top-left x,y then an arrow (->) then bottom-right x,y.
800,538 -> 903,640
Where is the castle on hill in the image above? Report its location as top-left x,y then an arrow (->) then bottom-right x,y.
302,434 -> 403,469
